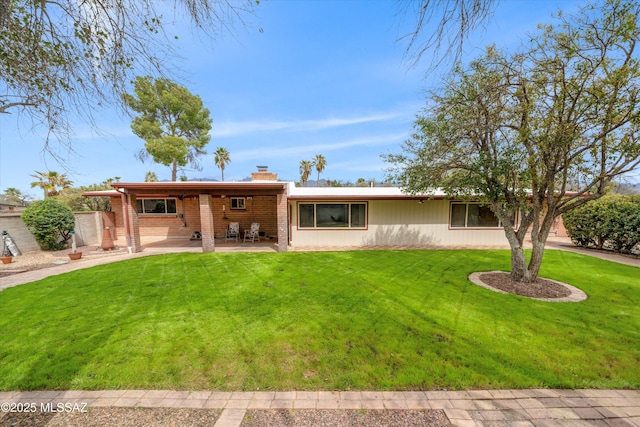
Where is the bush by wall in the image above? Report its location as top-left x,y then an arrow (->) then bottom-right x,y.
563,195 -> 640,254
21,199 -> 75,251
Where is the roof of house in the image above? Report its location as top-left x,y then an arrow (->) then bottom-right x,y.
112,181 -> 287,191
82,181 -> 447,200
83,181 -> 288,197
82,190 -> 122,197
286,183 -> 446,200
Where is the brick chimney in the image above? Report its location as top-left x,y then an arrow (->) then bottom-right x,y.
251,165 -> 278,181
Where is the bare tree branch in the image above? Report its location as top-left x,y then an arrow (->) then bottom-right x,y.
0,0 -> 256,151
398,0 -> 498,71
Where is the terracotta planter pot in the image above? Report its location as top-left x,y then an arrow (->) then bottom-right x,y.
68,252 -> 82,261
1,256 -> 12,264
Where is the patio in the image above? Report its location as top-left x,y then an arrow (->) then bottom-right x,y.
139,237 -> 279,253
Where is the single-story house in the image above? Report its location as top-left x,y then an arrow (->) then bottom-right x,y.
84,167 -> 566,252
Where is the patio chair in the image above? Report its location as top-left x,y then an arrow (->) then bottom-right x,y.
225,222 -> 240,241
244,222 -> 260,243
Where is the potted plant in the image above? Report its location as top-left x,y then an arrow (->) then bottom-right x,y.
1,248 -> 12,264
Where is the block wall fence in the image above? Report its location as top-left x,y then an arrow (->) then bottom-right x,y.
0,211 -> 104,253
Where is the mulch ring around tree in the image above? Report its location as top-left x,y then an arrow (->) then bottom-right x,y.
468,271 -> 588,302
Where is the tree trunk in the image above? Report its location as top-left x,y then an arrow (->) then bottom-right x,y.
504,227 -> 531,283
171,162 -> 177,181
510,245 -> 531,282
527,236 -> 546,281
526,212 -> 554,282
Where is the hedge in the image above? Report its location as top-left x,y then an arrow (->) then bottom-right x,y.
563,195 -> 640,254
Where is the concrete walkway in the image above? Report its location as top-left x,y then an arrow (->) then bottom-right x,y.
545,237 -> 640,268
1,389 -> 638,426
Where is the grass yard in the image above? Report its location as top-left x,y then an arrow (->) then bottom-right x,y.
0,249 -> 638,391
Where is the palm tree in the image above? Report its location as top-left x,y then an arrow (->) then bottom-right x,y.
313,154 -> 326,187
145,171 -> 159,182
299,160 -> 313,187
30,171 -> 73,198
214,147 -> 231,181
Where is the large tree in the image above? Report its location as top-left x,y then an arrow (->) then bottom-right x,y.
0,0 -> 254,147
123,76 -> 212,181
386,0 -> 640,283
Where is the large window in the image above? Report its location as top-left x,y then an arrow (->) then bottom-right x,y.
136,198 -> 177,215
298,203 -> 367,228
450,203 -> 505,228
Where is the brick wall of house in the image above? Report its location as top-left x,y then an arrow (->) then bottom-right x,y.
134,197 -> 199,238
212,195 -> 278,239
251,171 -> 278,181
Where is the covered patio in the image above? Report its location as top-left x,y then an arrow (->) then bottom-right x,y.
87,181 -> 289,253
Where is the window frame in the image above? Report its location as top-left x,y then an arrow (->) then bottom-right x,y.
449,202 -> 513,229
136,198 -> 178,215
230,197 -> 246,210
297,202 -> 368,229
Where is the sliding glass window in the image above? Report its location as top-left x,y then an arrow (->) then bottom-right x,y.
136,198 -> 177,215
298,203 -> 367,228
450,203 -> 507,228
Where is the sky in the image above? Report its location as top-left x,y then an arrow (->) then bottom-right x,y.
0,0 -> 612,198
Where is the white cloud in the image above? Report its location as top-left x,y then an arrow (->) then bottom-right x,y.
232,132 -> 408,161
212,112 -> 407,137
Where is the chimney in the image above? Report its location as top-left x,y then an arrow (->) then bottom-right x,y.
251,165 -> 278,181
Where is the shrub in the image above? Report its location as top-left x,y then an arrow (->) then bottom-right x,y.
563,199 -> 609,249
21,198 -> 75,251
605,196 -> 640,253
564,195 -> 640,254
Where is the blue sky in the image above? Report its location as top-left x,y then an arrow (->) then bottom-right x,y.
0,0 -> 600,197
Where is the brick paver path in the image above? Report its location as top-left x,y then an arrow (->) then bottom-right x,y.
1,389 -> 638,426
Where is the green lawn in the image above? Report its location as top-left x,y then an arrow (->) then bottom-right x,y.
0,250 -> 638,391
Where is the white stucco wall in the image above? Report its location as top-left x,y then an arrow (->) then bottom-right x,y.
289,199 -> 510,248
